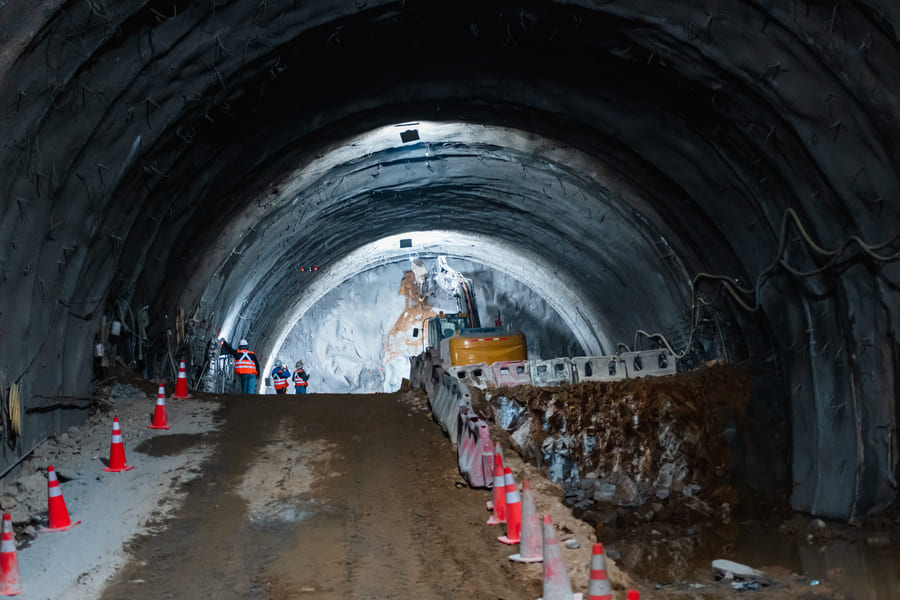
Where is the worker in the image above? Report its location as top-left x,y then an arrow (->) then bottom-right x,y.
292,360 -> 310,394
219,338 -> 260,394
271,359 -> 291,394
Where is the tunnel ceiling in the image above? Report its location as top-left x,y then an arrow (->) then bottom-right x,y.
1,1 -> 899,521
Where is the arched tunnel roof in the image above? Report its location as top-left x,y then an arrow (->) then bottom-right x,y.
0,1 -> 898,521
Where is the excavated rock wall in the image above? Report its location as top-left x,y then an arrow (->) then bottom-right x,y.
486,366 -> 755,521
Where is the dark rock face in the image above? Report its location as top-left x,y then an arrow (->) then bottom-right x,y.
0,2 -> 897,520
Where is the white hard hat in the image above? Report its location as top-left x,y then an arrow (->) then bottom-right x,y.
239,338 -> 249,347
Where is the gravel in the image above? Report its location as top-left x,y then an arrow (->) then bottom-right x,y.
0,380 -> 221,599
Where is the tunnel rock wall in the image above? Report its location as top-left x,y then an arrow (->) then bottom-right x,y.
0,1 -> 897,519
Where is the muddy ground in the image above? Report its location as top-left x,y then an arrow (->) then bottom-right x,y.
0,367 -> 896,598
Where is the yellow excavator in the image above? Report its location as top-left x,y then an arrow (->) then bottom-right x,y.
418,257 -> 527,368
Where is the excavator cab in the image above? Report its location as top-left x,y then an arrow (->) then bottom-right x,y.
426,313 -> 468,350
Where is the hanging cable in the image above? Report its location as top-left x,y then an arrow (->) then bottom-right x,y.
628,208 -> 900,359
8,383 -> 21,438
117,298 -> 137,367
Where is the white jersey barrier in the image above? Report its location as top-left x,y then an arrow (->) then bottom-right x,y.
411,348 -> 469,444
451,362 -> 495,391
571,355 -> 627,382
530,358 -> 575,387
457,405 -> 495,488
409,350 -> 496,488
443,350 -> 676,392
620,350 -> 677,378
433,372 -> 467,444
491,360 -> 532,387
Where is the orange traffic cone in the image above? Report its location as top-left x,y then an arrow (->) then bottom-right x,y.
486,453 -> 507,525
0,514 -> 20,596
40,465 -> 81,532
538,513 -> 582,600
498,467 -> 521,545
171,359 -> 190,399
148,383 -> 170,430
587,543 -> 613,600
627,592 -> 640,600
510,480 -> 542,563
102,417 -> 135,472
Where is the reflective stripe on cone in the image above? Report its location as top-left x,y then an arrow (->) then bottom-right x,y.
149,384 -> 170,429
486,453 -> 507,525
102,417 -> 135,473
587,543 -> 612,600
498,468 -> 521,545
509,480 -> 542,563
0,514 -> 21,596
537,513 -> 582,600
40,466 -> 81,532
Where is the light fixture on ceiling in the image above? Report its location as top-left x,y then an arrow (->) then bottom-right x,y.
400,129 -> 420,143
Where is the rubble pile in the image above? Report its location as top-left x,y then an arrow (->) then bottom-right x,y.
484,364 -> 752,524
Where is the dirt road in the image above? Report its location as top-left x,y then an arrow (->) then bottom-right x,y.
99,390 -> 543,599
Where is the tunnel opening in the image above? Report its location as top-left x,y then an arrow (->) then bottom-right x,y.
261,250 -> 587,395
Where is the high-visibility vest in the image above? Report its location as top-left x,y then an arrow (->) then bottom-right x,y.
272,368 -> 289,389
234,350 -> 257,375
293,369 -> 308,386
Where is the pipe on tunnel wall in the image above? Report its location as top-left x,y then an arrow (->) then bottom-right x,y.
0,1 -> 897,521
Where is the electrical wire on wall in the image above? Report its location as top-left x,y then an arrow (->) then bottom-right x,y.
176,307 -> 185,346
626,208 -> 900,359
116,298 -> 137,367
8,383 -> 21,439
0,373 -> 8,448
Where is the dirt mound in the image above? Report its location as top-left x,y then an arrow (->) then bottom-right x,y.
486,364 -> 752,522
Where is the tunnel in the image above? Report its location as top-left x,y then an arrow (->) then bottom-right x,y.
0,1 -> 898,525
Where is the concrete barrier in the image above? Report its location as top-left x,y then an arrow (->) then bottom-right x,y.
432,372 -> 460,443
620,350 -> 677,378
491,360 -> 532,387
530,358 -> 574,387
571,355 -> 627,382
408,350 -> 493,488
451,362 -> 494,390
457,406 -> 495,488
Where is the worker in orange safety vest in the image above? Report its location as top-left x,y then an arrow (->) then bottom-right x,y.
219,338 -> 260,394
271,359 -> 291,394
292,360 -> 310,394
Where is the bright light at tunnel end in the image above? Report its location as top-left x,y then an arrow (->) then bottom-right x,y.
254,228 -> 609,393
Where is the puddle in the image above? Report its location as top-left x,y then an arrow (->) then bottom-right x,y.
603,518 -> 900,600
133,433 -> 207,457
250,498 -> 321,525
